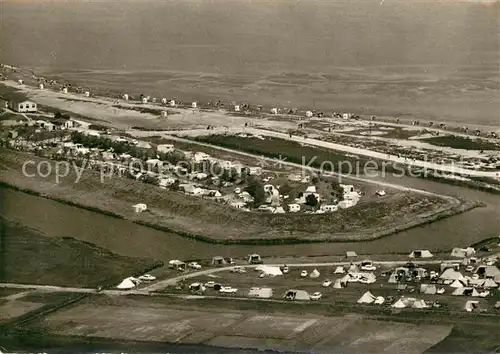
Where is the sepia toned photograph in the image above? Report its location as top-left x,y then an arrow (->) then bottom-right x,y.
0,0 -> 499,353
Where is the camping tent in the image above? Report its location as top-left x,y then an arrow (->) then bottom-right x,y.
357,291 -> 376,304
388,273 -> 398,284
392,298 -> 408,308
248,287 -> 273,298
452,287 -> 480,297
420,284 -> 437,295
333,279 -> 344,289
284,289 -> 310,301
255,265 -> 283,276
440,269 -> 466,281
451,247 -> 475,258
345,251 -> 358,258
464,300 -> 479,312
116,277 -> 139,289
374,296 -> 385,305
348,264 -> 360,273
409,250 -> 433,258
334,266 -> 345,274
475,265 -> 500,278
309,269 -> 320,278
482,278 -> 498,288
450,279 -> 468,288
412,299 -> 429,309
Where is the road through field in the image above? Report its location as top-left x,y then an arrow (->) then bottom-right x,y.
129,127 -> 500,178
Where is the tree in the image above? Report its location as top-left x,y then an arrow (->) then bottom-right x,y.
245,177 -> 265,206
305,194 -> 318,207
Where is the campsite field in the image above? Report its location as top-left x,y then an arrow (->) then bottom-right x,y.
0,150 -> 468,244
0,218 -> 161,288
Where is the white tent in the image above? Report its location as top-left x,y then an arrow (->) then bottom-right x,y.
333,279 -> 344,289
388,273 -> 398,284
452,287 -> 480,297
309,269 -> 320,278
450,279 -> 468,288
464,300 -> 479,312
374,296 -> 385,305
348,264 -> 360,273
255,265 -> 283,276
409,250 -> 433,258
392,298 -> 408,309
345,251 -> 358,258
482,278 -> 498,288
440,268 -> 466,281
334,266 -> 345,274
451,247 -> 475,258
273,206 -> 286,214
475,265 -> 500,278
116,277 -> 139,289
420,284 -> 437,295
412,299 -> 429,309
357,291 -> 376,304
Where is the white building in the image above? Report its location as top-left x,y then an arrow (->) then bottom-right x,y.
9,100 -> 37,113
157,144 -> 174,154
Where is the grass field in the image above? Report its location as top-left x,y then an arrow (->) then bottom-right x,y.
423,135 -> 500,151
0,150 -> 466,244
0,218 -> 162,288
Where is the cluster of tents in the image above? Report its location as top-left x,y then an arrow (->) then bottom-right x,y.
357,291 -> 430,309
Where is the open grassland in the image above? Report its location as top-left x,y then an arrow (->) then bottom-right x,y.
0,150 -> 472,244
0,219 -> 161,288
31,295 -> 453,354
423,135 -> 500,151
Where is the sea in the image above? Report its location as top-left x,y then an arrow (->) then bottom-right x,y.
1,0 -> 499,127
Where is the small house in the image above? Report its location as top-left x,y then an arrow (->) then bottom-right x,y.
156,144 -> 174,154
132,203 -> 147,213
9,100 -> 37,113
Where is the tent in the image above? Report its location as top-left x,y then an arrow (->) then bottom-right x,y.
345,251 -> 358,258
412,299 -> 429,309
452,287 -> 480,297
482,278 -> 498,288
348,264 -> 360,273
392,298 -> 408,309
334,266 -> 345,274
374,296 -> 385,305
248,287 -> 273,298
357,291 -> 376,304
116,277 -> 139,289
475,265 -> 500,278
464,300 -> 479,312
440,269 -> 465,281
255,265 -> 283,276
420,284 -> 437,295
409,250 -> 433,258
333,279 -> 345,289
451,247 -> 475,258
450,279 -> 468,288
309,269 -> 320,278
284,289 -> 310,301
212,256 -> 227,266
388,273 -> 398,284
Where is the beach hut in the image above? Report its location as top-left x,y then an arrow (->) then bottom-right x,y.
84,91 -> 90,97
357,291 -> 376,304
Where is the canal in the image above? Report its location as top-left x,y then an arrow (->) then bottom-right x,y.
1,176 -> 499,262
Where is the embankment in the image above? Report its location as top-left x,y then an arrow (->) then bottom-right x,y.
0,151 -> 482,244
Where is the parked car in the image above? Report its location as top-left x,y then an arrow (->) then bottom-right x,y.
310,292 -> 322,300
360,262 -> 376,272
300,270 -> 308,277
322,279 -> 333,287
375,190 -> 386,196
465,265 -> 474,272
220,286 -> 238,293
437,288 -> 445,294
188,262 -> 202,270
138,274 -> 156,281
204,281 -> 215,288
